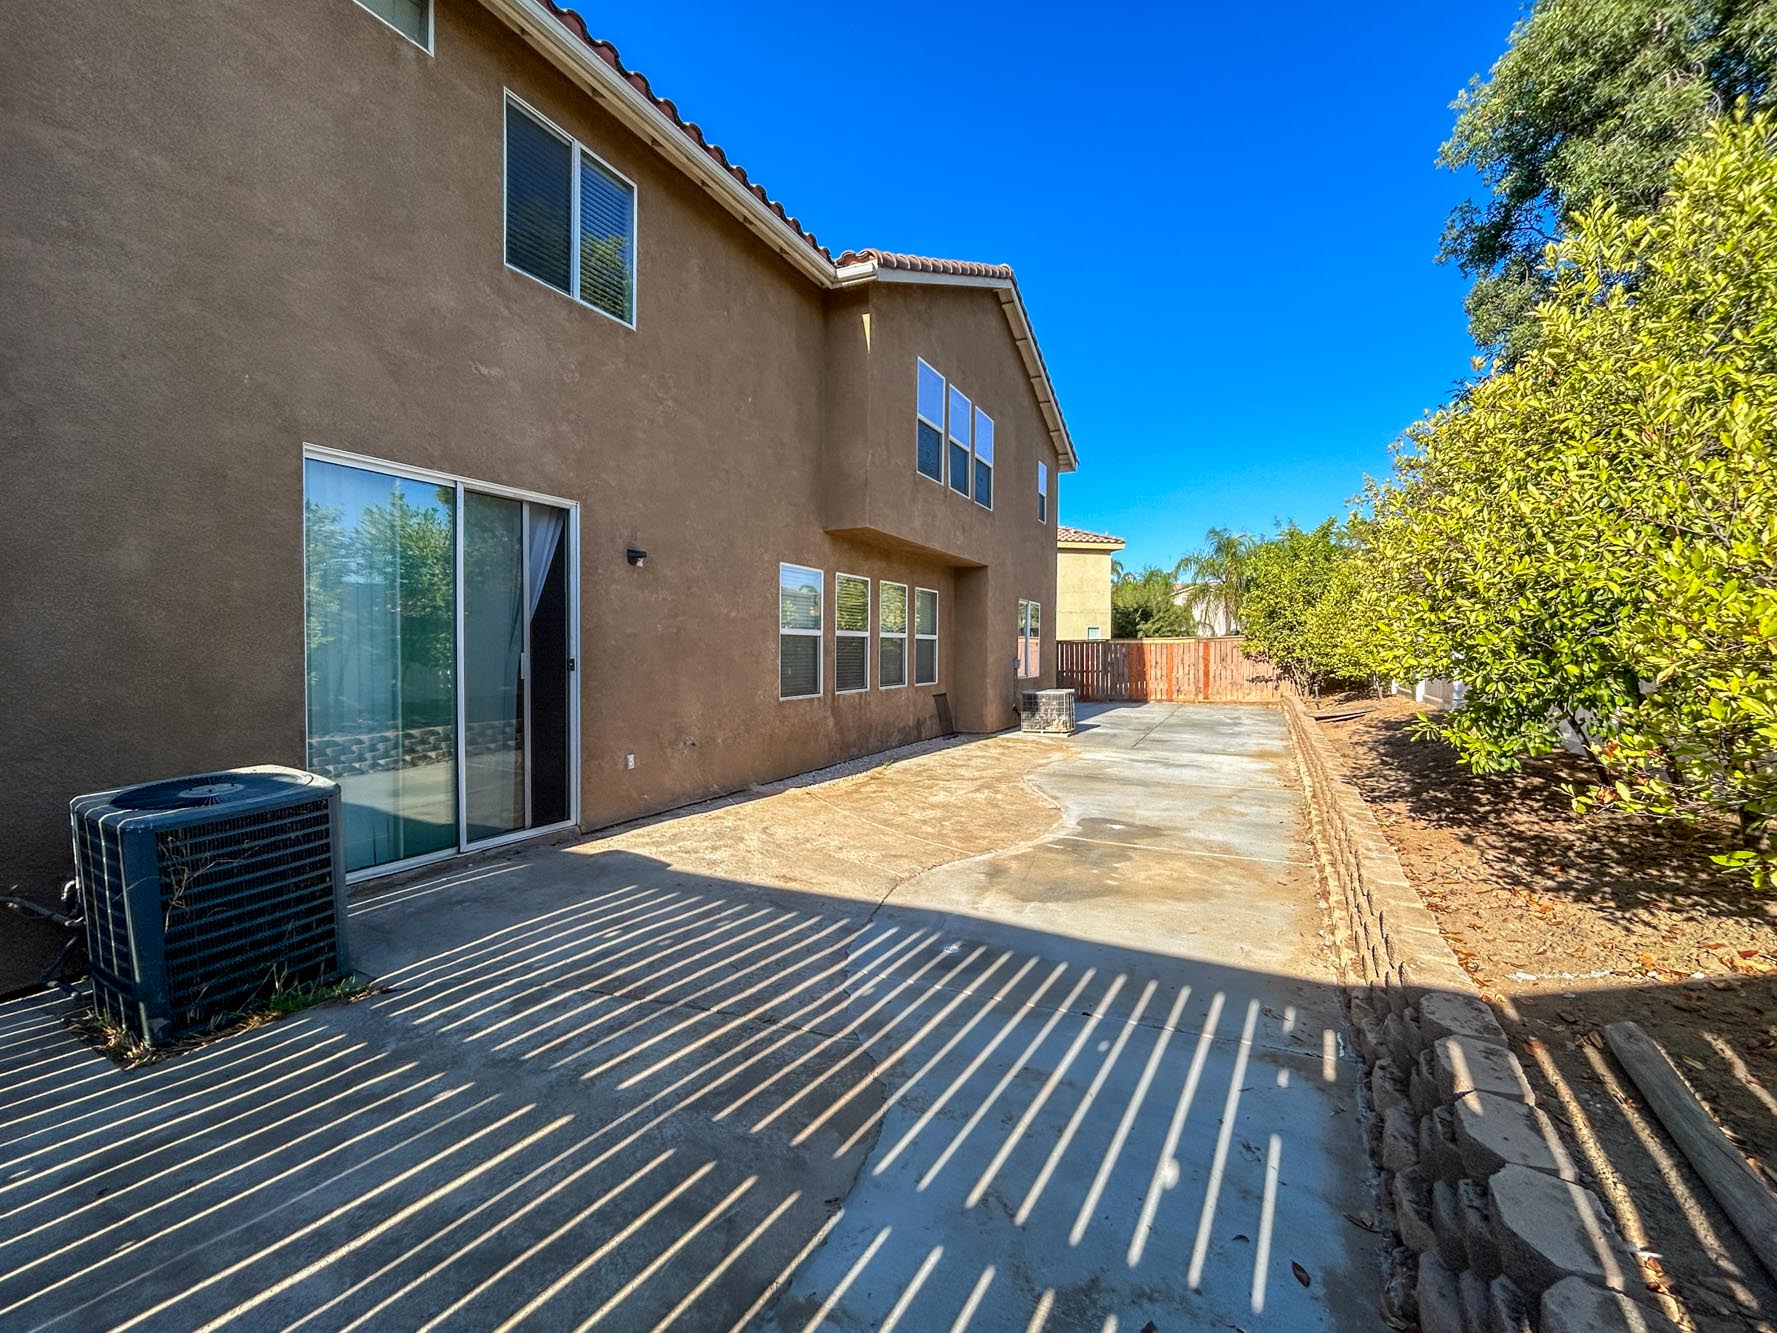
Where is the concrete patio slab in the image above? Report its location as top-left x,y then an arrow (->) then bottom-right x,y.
0,702 -> 1379,1331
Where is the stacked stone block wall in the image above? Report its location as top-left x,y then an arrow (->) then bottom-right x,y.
1284,696 -> 1676,1333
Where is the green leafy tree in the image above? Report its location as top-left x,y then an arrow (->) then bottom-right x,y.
1111,566 -> 1191,639
1371,112 -> 1777,878
1441,0 -> 1777,361
1240,521 -> 1383,698
1172,527 -> 1255,634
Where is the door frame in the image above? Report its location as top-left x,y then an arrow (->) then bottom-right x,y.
301,443 -> 581,884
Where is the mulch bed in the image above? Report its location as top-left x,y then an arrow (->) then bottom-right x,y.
1320,695 -> 1777,1332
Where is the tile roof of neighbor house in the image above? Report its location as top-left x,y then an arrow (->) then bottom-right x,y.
1056,526 -> 1126,546
519,1 -> 1077,471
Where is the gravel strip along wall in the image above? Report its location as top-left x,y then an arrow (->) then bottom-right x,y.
1284,695 -> 1679,1333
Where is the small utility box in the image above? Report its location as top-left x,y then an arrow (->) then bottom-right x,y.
1019,689 -> 1076,735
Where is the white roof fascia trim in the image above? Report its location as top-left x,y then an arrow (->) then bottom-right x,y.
999,286 -> 1079,473
482,0 -> 837,287
864,268 -> 1015,291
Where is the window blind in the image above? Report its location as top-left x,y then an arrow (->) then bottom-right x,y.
506,104 -> 573,294
779,563 -> 822,698
578,152 -> 635,323
880,582 -> 908,688
836,574 -> 870,693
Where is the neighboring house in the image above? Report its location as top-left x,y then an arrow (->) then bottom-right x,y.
1173,582 -> 1239,636
1056,527 -> 1125,640
0,1 -> 1079,989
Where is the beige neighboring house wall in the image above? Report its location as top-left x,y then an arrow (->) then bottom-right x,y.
1174,584 -> 1238,636
1056,527 -> 1125,640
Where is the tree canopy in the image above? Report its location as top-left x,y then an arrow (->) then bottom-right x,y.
1372,111 -> 1777,878
1238,521 -> 1384,699
1111,567 -> 1191,639
1441,0 -> 1777,361
1171,528 -> 1255,634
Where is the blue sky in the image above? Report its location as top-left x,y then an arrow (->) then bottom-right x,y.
594,2 -> 1527,570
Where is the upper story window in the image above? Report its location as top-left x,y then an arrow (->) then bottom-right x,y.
916,361 -> 945,484
916,358 -> 997,504
973,408 -> 994,510
946,386 -> 972,498
504,94 -> 638,327
1037,461 -> 1049,524
779,563 -> 823,700
355,0 -> 430,50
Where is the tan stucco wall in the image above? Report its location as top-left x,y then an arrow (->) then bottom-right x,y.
1057,545 -> 1119,640
0,1 -> 1064,990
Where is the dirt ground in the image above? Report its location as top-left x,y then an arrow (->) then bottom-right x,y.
1319,694 -> 1777,1331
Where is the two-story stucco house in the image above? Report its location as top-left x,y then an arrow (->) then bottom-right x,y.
0,0 -> 1078,989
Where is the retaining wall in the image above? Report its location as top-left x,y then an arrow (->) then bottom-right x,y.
1284,696 -> 1677,1333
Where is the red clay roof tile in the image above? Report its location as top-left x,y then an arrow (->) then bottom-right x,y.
834,250 -> 1016,282
1056,526 -> 1125,545
541,2 -> 832,260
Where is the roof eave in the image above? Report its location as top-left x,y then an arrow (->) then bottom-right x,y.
478,0 -> 1080,474
482,0 -> 837,288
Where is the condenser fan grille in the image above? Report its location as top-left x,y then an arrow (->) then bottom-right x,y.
111,771 -> 314,811
70,766 -> 346,1044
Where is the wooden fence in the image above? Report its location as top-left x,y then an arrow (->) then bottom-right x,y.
1055,637 -> 1282,703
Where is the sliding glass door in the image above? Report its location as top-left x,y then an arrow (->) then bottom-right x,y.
304,453 -> 575,875
462,492 -> 526,842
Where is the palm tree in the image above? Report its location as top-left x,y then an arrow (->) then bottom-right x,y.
1171,527 -> 1253,635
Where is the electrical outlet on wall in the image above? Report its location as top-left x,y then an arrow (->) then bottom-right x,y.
625,753 -> 636,770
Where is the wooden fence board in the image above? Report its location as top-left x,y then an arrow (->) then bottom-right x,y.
1055,637 -> 1280,703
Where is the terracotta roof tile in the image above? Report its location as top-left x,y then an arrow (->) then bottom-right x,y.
541,2 -> 831,260
834,249 -> 1016,282
537,12 -> 1038,291
1056,526 -> 1125,545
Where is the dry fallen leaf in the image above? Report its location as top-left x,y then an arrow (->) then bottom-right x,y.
1292,1261 -> 1312,1287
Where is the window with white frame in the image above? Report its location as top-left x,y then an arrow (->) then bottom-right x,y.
355,0 -> 430,49
947,386 -> 971,497
914,587 -> 939,685
973,408 -> 994,509
880,581 -> 908,687
916,361 -> 944,483
1086,625 -> 1103,640
1037,460 -> 1049,523
835,573 -> 870,693
504,95 -> 637,326
779,563 -> 822,699
1017,600 -> 1042,677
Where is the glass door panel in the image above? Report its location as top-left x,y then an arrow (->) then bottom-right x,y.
303,459 -> 459,872
462,491 -> 527,842
526,502 -> 572,828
